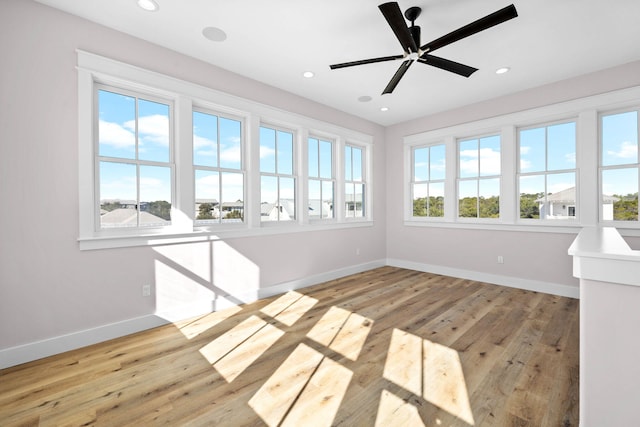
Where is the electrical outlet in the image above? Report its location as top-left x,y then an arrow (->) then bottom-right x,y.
497,255 -> 504,264
142,284 -> 151,297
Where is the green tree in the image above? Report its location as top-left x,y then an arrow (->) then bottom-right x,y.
225,210 -> 243,220
101,201 -> 121,212
519,193 -> 541,218
147,201 -> 171,220
613,193 -> 639,221
197,203 -> 215,220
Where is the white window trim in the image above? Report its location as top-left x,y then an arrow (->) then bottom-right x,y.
78,50 -> 373,250
403,84 -> 640,236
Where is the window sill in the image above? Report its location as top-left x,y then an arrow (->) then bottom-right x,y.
78,220 -> 374,250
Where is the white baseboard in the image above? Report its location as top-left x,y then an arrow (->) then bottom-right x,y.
1,258 -> 576,370
0,259 -> 386,370
386,258 -> 580,299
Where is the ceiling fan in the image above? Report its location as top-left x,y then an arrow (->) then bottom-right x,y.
330,2 -> 518,94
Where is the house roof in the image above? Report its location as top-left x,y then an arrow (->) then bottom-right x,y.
100,208 -> 168,225
536,187 -> 619,203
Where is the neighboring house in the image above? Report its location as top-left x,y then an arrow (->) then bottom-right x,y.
261,199 -> 296,221
536,187 -> 619,219
308,199 -> 333,219
195,199 -> 219,218
345,193 -> 365,218
220,201 -> 244,216
100,208 -> 168,227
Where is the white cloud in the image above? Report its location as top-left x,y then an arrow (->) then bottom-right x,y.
260,145 -> 276,159
99,119 -> 135,148
126,114 -> 169,147
607,141 -> 638,159
459,148 -> 500,175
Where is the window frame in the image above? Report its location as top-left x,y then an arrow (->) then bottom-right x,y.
77,50 -> 374,250
457,134 -> 502,221
599,108 -> 640,224
410,142 -> 446,220
307,135 -> 336,222
344,143 -> 368,220
516,119 -> 578,224
192,106 -> 246,228
403,84 -> 640,235
259,123 -> 298,225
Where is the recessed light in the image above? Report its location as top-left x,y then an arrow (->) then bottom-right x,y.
137,0 -> 159,12
202,27 -> 227,42
380,107 -> 389,112
358,96 -> 372,103
303,71 -> 315,78
496,67 -> 511,74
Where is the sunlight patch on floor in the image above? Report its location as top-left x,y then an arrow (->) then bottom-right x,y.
250,343 -> 353,427
383,328 -> 475,425
178,306 -> 242,339
375,389 -> 425,427
307,306 -> 373,361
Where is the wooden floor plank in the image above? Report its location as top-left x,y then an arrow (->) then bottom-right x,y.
0,267 -> 579,427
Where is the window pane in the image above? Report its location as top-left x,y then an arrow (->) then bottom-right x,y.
430,145 -> 446,181
319,139 -> 332,179
602,112 -> 638,167
308,138 -> 319,178
219,117 -> 241,170
98,90 -> 135,159
137,99 -> 170,163
322,180 -> 334,219
221,172 -> 244,223
352,147 -> 363,181
345,183 -> 355,218
602,168 -> 639,221
345,146 -> 352,181
356,184 -> 365,217
413,183 -> 428,217
480,135 -> 500,176
277,130 -> 294,175
459,139 -> 478,178
547,122 -> 576,171
458,179 -> 478,218
546,172 -> 576,220
520,175 -> 544,218
309,179 -> 321,219
520,127 -> 545,172
479,178 -> 500,218
261,175 -> 277,221
260,127 -> 276,173
279,177 -> 295,220
429,182 -> 445,217
193,111 -> 218,167
99,161 -> 137,228
414,147 -> 428,182
195,170 -> 219,221
139,165 -> 171,226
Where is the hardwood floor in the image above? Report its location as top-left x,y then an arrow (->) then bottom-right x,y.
0,267 -> 579,426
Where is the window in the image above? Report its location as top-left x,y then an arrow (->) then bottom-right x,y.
518,121 -> 576,220
458,135 -> 500,219
345,144 -> 365,218
411,144 -> 445,218
97,87 -> 172,229
308,137 -> 334,219
193,109 -> 244,224
601,110 -> 639,221
79,51 -> 373,249
260,126 -> 296,222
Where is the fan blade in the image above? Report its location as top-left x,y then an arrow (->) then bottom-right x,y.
421,4 -> 518,53
382,60 -> 412,94
330,54 -> 404,70
418,54 -> 478,77
379,2 -> 418,54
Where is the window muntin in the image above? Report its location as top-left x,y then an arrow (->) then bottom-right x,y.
97,87 -> 172,229
260,126 -> 296,222
412,144 -> 445,218
458,135 -> 501,219
600,110 -> 639,221
345,144 -> 365,218
518,121 -> 577,220
193,110 -> 244,224
308,137 -> 334,219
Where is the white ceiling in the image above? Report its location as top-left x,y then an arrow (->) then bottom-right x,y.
35,0 -> 640,126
